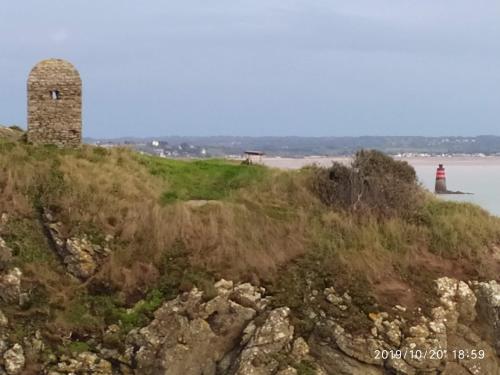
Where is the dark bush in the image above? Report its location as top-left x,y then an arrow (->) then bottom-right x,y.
312,149 -> 423,218
8,125 -> 24,132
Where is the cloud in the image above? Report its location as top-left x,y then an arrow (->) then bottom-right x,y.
1,1 -> 499,137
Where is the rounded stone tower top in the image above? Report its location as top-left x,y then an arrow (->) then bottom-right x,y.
28,58 -> 81,86
27,58 -> 82,147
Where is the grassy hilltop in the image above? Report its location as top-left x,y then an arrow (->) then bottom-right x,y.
1,125 -> 500,363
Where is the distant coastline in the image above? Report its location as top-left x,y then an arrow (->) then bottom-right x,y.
85,135 -> 500,159
258,155 -> 500,170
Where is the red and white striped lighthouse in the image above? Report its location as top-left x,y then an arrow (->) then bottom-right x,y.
435,164 -> 447,193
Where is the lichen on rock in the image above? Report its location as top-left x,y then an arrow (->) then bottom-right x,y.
3,344 -> 25,375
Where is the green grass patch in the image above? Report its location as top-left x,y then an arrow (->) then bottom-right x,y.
63,295 -> 103,332
65,341 -> 91,354
88,289 -> 165,333
139,156 -> 268,203
81,243 -> 216,333
296,361 -> 317,375
4,218 -> 57,265
418,199 -> 500,257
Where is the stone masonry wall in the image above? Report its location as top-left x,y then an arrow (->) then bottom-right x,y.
27,59 -> 82,147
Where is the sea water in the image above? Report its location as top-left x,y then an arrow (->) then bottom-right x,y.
412,162 -> 500,217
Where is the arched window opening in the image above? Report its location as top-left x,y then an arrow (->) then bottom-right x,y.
50,90 -> 61,100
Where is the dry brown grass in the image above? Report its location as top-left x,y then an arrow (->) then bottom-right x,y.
2,134 -> 500,340
0,126 -> 24,142
54,150 -> 319,285
1,139 -> 318,298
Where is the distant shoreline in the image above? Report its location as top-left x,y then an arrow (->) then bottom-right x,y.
257,155 -> 500,169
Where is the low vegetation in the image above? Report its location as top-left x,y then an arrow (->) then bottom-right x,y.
1,128 -> 500,353
311,149 -> 423,218
140,157 -> 268,203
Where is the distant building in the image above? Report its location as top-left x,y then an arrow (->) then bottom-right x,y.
27,58 -> 82,147
243,151 -> 265,165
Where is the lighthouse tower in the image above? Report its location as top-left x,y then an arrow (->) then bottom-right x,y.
435,164 -> 447,194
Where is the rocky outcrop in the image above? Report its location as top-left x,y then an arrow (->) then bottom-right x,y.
0,310 -> 8,328
122,277 -> 500,374
48,352 -> 113,375
3,344 -> 25,375
309,335 -> 384,375
128,282 -> 258,375
0,237 -> 12,271
307,277 -> 500,375
229,307 -> 295,374
435,277 -> 477,330
42,212 -> 111,279
63,237 -> 110,279
473,280 -> 500,354
125,281 -> 310,375
0,274 -> 499,374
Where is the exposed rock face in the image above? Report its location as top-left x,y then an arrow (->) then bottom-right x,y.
276,367 -> 297,375
0,310 -> 8,328
126,282 -> 305,375
447,324 -> 500,375
0,237 -> 12,271
231,282 -> 270,311
48,352 -> 113,375
473,280 -> 500,354
42,213 -> 110,279
128,285 -> 258,375
64,237 -> 109,279
309,335 -> 384,375
3,344 -> 25,375
0,268 -> 21,304
435,277 -> 477,330
0,275 -> 499,374
230,307 -> 294,375
307,277 -> 500,375
123,277 -> 500,375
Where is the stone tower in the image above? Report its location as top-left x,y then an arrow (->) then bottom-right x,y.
27,58 -> 82,146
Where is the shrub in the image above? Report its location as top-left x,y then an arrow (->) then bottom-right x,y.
8,125 -> 24,132
312,149 -> 423,218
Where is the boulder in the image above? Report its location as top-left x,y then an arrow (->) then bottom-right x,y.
309,334 -> 383,375
51,352 -> 112,375
330,323 -> 384,366
214,279 -> 234,297
472,280 -> 500,354
64,237 -> 100,279
230,307 -> 294,375
0,310 -> 8,328
277,367 -> 298,375
291,337 -> 310,361
231,283 -> 269,311
435,277 -> 477,330
42,212 -> 110,280
0,238 -> 12,271
3,344 -> 25,375
0,268 -> 21,304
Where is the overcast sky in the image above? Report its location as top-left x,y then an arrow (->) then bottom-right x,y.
1,1 -> 499,138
